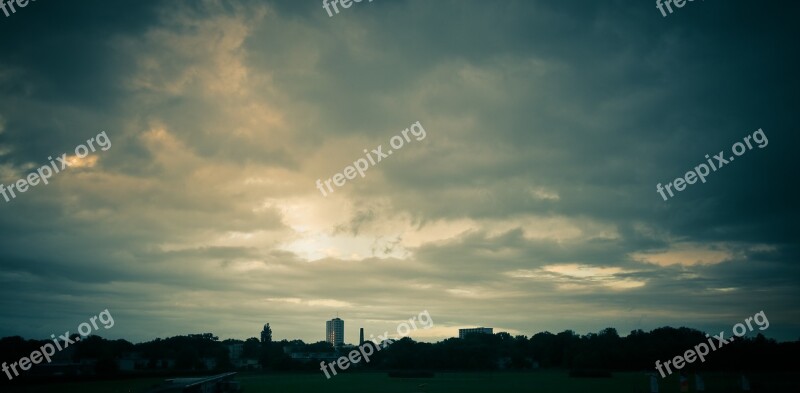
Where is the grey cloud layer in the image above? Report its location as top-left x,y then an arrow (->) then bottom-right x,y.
0,0 -> 798,343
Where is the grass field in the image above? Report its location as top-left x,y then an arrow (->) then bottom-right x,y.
5,371 -> 799,393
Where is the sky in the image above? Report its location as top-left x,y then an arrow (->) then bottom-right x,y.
0,0 -> 798,344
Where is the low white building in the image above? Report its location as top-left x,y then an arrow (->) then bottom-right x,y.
458,327 -> 493,339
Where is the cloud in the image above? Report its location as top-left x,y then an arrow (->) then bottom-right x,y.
0,0 -> 797,344
630,243 -> 735,267
507,264 -> 647,291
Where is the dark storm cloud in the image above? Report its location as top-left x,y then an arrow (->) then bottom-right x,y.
0,0 -> 797,343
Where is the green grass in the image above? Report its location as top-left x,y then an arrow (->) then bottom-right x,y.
238,372 -> 642,393
5,371 -> 799,393
239,371 -> 800,393
4,377 -> 166,393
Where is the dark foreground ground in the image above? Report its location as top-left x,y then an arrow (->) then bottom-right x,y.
3,371 -> 799,393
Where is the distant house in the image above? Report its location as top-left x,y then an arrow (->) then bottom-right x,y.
140,357 -> 176,370
226,343 -> 244,360
226,343 -> 246,368
51,344 -> 76,363
458,327 -> 493,339
239,358 -> 260,370
29,362 -> 94,377
119,352 -> 147,371
288,352 -> 339,364
496,357 -> 512,369
155,358 -> 177,369
200,357 -> 217,370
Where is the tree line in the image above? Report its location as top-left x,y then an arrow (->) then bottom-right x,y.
1,326 -> 797,378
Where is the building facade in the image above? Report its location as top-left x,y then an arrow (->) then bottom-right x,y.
326,318 -> 344,346
459,327 -> 493,339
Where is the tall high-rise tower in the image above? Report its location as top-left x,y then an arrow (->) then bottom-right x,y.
359,328 -> 364,345
326,317 -> 344,346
